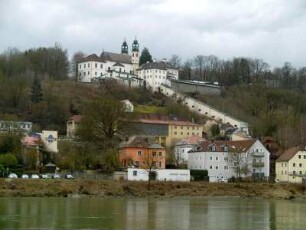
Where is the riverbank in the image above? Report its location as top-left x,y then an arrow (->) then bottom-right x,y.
0,179 -> 305,199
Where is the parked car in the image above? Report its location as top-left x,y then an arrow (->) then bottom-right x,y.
8,173 -> 18,179
41,174 -> 50,179
21,174 -> 29,179
65,174 -> 74,179
31,174 -> 39,179
53,174 -> 61,179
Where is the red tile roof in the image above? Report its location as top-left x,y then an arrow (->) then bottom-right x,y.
189,139 -> 256,153
69,115 -> 82,123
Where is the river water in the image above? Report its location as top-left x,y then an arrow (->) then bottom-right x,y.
0,197 -> 305,230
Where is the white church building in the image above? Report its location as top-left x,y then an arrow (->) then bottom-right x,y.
77,39 -> 179,91
77,39 -> 140,83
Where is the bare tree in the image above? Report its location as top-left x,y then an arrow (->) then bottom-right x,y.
229,147 -> 251,178
71,51 -> 85,81
169,54 -> 181,68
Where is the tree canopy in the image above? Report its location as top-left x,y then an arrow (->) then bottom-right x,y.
77,97 -> 136,151
139,47 -> 153,66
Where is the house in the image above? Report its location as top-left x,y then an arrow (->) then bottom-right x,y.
188,139 -> 270,182
137,60 -> 179,91
119,136 -> 166,169
77,39 -> 140,82
174,135 -> 205,166
127,168 -> 190,181
275,146 -> 306,183
66,115 -> 82,138
135,114 -> 203,147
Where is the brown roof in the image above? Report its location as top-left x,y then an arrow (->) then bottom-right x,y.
69,115 -> 82,123
119,136 -> 164,149
176,135 -> 205,146
189,139 -> 256,153
276,147 -> 300,162
81,54 -> 103,62
101,51 -> 132,64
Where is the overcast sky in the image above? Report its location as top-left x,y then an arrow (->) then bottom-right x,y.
0,0 -> 305,68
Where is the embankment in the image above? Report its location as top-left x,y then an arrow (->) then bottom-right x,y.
0,179 -> 305,199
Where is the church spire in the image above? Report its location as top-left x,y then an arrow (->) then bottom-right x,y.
121,39 -> 128,54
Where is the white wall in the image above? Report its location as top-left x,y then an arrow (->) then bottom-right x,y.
40,130 -> 58,153
127,168 -> 190,181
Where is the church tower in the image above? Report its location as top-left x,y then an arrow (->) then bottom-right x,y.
121,39 -> 129,54
131,38 -> 140,73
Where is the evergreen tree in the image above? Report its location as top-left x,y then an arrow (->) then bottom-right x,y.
139,47 -> 153,66
31,76 -> 43,103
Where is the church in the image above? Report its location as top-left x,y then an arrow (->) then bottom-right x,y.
77,39 -> 140,83
77,39 -> 179,91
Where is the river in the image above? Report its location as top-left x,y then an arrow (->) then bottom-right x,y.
0,197 -> 306,229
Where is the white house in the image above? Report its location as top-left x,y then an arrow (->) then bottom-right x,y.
77,39 -> 140,83
0,120 -> 32,133
174,135 -> 205,165
188,139 -> 270,182
127,168 -> 190,182
137,60 -> 179,92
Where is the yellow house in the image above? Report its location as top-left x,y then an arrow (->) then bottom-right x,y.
275,147 -> 306,183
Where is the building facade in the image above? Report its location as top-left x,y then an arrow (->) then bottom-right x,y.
275,147 -> 306,183
137,60 -> 179,91
174,135 -> 205,165
0,120 -> 32,133
127,168 -> 190,181
119,136 -> 166,169
188,140 -> 270,182
77,39 -> 140,83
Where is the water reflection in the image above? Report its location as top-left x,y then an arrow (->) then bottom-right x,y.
0,197 -> 305,229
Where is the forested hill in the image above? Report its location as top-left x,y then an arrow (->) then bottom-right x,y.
193,84 -> 306,148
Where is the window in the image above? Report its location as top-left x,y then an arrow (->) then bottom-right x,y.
300,163 -> 302,167
159,162 -> 162,167
224,157 -> 228,161
181,132 -> 183,135
137,151 -> 142,156
100,64 -> 103,68
159,152 -> 162,156
304,155 -> 306,159
174,131 -> 177,135
210,156 -> 212,160
215,166 -> 218,169
152,152 -> 157,157
95,63 -> 97,68
216,157 -> 218,161
298,155 -> 301,159
88,63 -> 90,67
293,171 -> 296,175
133,171 -> 137,176
210,166 -> 212,169
224,166 -> 228,170
84,64 -> 86,68
293,163 -> 296,167
300,171 -> 302,175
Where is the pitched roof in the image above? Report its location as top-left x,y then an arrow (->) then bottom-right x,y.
138,61 -> 176,70
175,135 -> 205,146
136,114 -> 200,126
68,115 -> 82,123
81,54 -> 102,62
276,147 -> 300,162
119,136 -> 164,149
189,139 -> 256,153
101,51 -> 132,64
113,62 -> 125,67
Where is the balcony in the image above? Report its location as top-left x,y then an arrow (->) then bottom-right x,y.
252,162 -> 264,168
252,152 -> 265,157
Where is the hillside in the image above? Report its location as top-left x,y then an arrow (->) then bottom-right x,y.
192,84 -> 306,148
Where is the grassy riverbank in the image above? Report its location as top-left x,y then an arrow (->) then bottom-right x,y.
0,179 -> 305,199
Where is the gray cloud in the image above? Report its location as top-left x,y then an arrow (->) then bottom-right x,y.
0,0 -> 305,67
